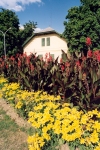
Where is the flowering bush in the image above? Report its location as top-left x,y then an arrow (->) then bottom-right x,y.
28,102 -> 100,150
1,77 -> 100,150
1,38 -> 100,149
0,76 -> 8,98
0,45 -> 100,111
1,82 -> 21,105
86,37 -> 92,46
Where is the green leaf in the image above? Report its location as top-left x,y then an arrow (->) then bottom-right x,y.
61,50 -> 69,62
58,139 -> 64,145
19,70 -> 31,88
50,65 -> 58,74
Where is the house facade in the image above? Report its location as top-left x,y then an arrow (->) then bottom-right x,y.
23,27 -> 68,60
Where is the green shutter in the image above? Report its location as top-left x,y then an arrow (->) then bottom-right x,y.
38,54 -> 43,58
42,38 -> 45,46
50,54 -> 54,59
47,37 -> 50,46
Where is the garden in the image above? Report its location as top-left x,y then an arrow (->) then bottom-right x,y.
0,37 -> 100,150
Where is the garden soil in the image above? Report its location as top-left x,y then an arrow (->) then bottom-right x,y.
0,98 -> 79,150
0,98 -> 31,128
0,98 -> 31,150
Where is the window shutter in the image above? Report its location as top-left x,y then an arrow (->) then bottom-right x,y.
42,38 -> 45,46
47,37 -> 50,46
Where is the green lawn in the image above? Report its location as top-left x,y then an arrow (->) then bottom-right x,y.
0,107 -> 34,150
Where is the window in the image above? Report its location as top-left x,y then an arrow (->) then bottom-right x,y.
38,54 -> 43,59
41,37 -> 50,46
61,53 -> 65,59
50,54 -> 54,59
47,37 -> 50,46
42,38 -> 45,46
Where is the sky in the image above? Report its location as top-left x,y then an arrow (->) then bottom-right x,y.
0,0 -> 81,33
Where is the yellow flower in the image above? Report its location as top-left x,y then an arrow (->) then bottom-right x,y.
0,77 -> 8,84
80,114 -> 89,124
28,111 -> 35,117
42,126 -> 48,133
80,138 -> 85,144
94,146 -> 100,150
15,101 -> 23,109
93,121 -> 100,131
90,130 -> 99,143
0,92 -> 3,98
27,134 -> 41,150
85,137 -> 91,145
42,132 -> 50,141
94,143 -> 100,150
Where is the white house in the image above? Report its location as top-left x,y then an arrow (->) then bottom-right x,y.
23,27 -> 68,60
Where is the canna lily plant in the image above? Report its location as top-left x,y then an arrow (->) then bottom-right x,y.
50,37 -> 100,111
0,37 -> 100,111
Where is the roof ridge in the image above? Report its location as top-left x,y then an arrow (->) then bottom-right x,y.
34,27 -> 55,33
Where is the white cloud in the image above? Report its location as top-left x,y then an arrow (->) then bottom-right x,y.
34,27 -> 43,33
0,0 -> 42,11
19,24 -> 24,30
19,25 -> 43,32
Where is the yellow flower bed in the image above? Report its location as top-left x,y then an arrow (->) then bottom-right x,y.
0,76 -> 100,150
27,102 -> 100,150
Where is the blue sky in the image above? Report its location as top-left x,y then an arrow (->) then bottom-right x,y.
0,0 -> 81,33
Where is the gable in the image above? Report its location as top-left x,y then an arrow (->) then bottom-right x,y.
23,30 -> 69,61
23,32 -> 67,49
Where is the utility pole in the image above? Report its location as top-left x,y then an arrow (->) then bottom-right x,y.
0,27 -> 11,60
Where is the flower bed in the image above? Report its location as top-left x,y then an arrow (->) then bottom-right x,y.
0,76 -> 100,150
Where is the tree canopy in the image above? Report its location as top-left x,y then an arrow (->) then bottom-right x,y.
63,0 -> 100,54
0,8 -> 20,57
19,21 -> 37,47
0,9 -> 37,57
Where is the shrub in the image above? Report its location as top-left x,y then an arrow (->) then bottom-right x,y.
0,38 -> 100,111
1,77 -> 100,150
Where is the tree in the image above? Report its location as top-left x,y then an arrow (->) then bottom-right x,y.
0,9 -> 37,57
0,8 -> 20,57
63,0 -> 100,54
19,21 -> 37,46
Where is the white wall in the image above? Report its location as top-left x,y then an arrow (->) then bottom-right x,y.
24,33 -> 68,61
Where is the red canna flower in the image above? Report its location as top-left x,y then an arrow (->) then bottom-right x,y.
94,50 -> 99,55
82,56 -> 86,61
61,65 -> 65,71
23,52 -> 27,57
2,62 -> 4,67
86,37 -> 92,46
26,57 -> 30,65
18,60 -> 21,68
97,55 -> 100,62
93,50 -> 100,57
45,53 -> 48,60
87,50 -> 92,57
47,56 -> 53,62
61,96 -> 65,99
60,58 -> 63,63
10,56 -> 15,61
6,65 -> 8,68
76,60 -> 81,66
65,62 -> 70,67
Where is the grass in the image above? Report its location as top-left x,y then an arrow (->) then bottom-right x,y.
0,107 -> 34,150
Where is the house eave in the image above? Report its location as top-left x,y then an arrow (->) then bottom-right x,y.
22,30 -> 65,48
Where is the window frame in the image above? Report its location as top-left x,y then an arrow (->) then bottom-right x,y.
38,54 -> 43,59
46,37 -> 50,46
41,38 -> 45,46
50,54 -> 54,59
